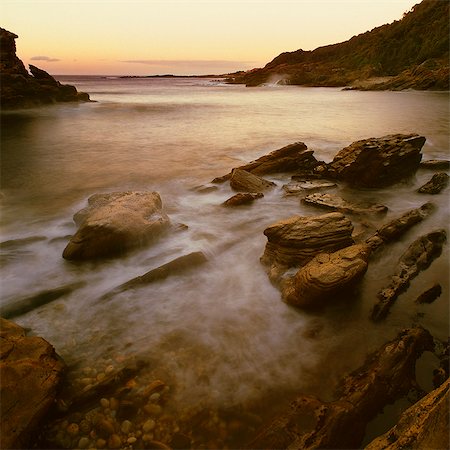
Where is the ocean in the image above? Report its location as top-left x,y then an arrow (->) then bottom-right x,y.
1,77 -> 449,447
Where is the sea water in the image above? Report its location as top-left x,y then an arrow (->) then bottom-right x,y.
1,77 -> 449,444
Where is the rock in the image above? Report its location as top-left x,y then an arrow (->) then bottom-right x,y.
281,244 -> 371,308
415,284 -> 442,304
366,202 -> 434,251
420,159 -> 450,170
326,134 -> 426,187
371,229 -> 447,321
282,180 -> 336,195
366,378 -> 449,450
63,191 -> 170,260
0,318 -> 65,449
212,141 -> 319,183
417,172 -> 449,194
222,192 -> 263,206
302,192 -> 388,215
261,212 -> 354,283
0,281 -> 85,319
0,28 -> 90,109
229,169 -> 275,192
247,327 -> 434,450
101,252 -> 208,300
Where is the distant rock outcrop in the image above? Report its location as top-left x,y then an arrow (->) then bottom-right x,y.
0,28 -> 90,109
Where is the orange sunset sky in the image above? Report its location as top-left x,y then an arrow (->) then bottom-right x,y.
2,0 -> 419,76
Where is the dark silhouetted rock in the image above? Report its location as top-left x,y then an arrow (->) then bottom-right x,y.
302,192 -> 388,215
261,212 -> 354,283
326,134 -> 425,187
0,318 -> 65,449
417,172 -> 449,194
282,244 -> 371,308
0,28 -> 90,109
371,229 -> 447,321
366,378 -> 449,450
366,202 -> 434,251
63,191 -> 170,260
248,327 -> 434,450
229,169 -> 275,192
223,192 -> 263,206
420,159 -> 450,170
415,284 -> 442,305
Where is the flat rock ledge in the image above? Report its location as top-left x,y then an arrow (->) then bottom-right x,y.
326,134 -> 426,187
63,191 -> 170,260
0,318 -> 65,449
261,212 -> 354,283
281,244 -> 371,309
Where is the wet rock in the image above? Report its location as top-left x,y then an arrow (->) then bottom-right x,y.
366,202 -> 434,251
261,212 -> 354,283
302,192 -> 388,215
101,252 -> 208,300
222,192 -> 263,206
0,281 -> 85,319
0,235 -> 47,249
415,284 -> 442,304
1,28 -> 90,109
417,172 -> 449,194
366,378 -> 449,450
282,180 -> 336,195
0,318 -> 65,449
326,134 -> 426,187
229,169 -> 275,192
212,141 -> 318,182
371,229 -> 447,321
420,159 -> 450,170
63,191 -> 170,260
248,327 -> 434,450
281,244 -> 371,308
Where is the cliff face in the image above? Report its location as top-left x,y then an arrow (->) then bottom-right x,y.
228,0 -> 449,90
0,28 -> 90,109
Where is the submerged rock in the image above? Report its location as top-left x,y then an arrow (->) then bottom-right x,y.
0,318 -> 65,449
326,134 -> 425,187
415,284 -> 442,304
222,192 -> 263,207
229,169 -> 275,192
248,327 -> 434,450
0,28 -> 90,108
282,244 -> 371,308
282,180 -> 336,195
366,378 -> 449,450
261,212 -> 354,283
420,159 -> 450,170
63,191 -> 170,260
417,172 -> 449,194
371,229 -> 447,321
302,192 -> 387,215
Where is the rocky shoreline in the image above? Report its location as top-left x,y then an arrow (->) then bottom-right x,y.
1,132 -> 449,449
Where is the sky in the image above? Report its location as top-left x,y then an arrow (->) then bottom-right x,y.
2,0 -> 421,76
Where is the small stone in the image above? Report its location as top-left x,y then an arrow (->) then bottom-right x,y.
96,438 -> 107,449
67,423 -> 79,436
149,393 -> 160,402
108,433 -> 122,449
96,372 -> 106,381
105,365 -> 115,375
109,397 -> 119,411
121,420 -> 132,434
144,404 -> 162,416
96,418 -> 115,436
80,377 -> 93,386
143,419 -> 156,433
79,419 -> 91,434
78,437 -> 90,449
127,436 -> 137,444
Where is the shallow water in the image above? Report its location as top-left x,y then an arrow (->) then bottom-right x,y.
1,78 -> 449,446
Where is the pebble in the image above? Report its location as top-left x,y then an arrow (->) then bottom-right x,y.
149,393 -> 161,402
127,437 -> 137,444
96,372 -> 106,382
96,418 -> 115,436
96,438 -> 107,449
100,398 -> 110,409
121,420 -> 132,434
79,419 -> 91,434
144,404 -> 162,416
108,434 -> 122,449
109,397 -> 119,411
143,419 -> 156,433
105,365 -> 115,375
67,422 -> 79,436
78,437 -> 90,449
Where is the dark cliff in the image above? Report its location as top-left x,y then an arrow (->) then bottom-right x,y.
228,0 -> 449,90
0,28 -> 90,109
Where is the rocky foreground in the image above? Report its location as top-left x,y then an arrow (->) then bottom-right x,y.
0,28 -> 90,109
1,133 -> 449,449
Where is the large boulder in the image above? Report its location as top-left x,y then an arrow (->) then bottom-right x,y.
326,134 -> 425,187
282,244 -> 371,308
261,212 -> 354,282
63,191 -> 170,260
0,318 -> 65,449
366,378 -> 449,450
229,169 -> 275,192
0,28 -> 90,109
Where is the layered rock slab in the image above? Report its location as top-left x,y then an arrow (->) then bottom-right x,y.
222,192 -> 264,207
0,318 -> 65,449
63,192 -> 170,260
281,244 -> 371,308
417,172 -> 449,194
229,169 -> 275,192
326,134 -> 425,187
